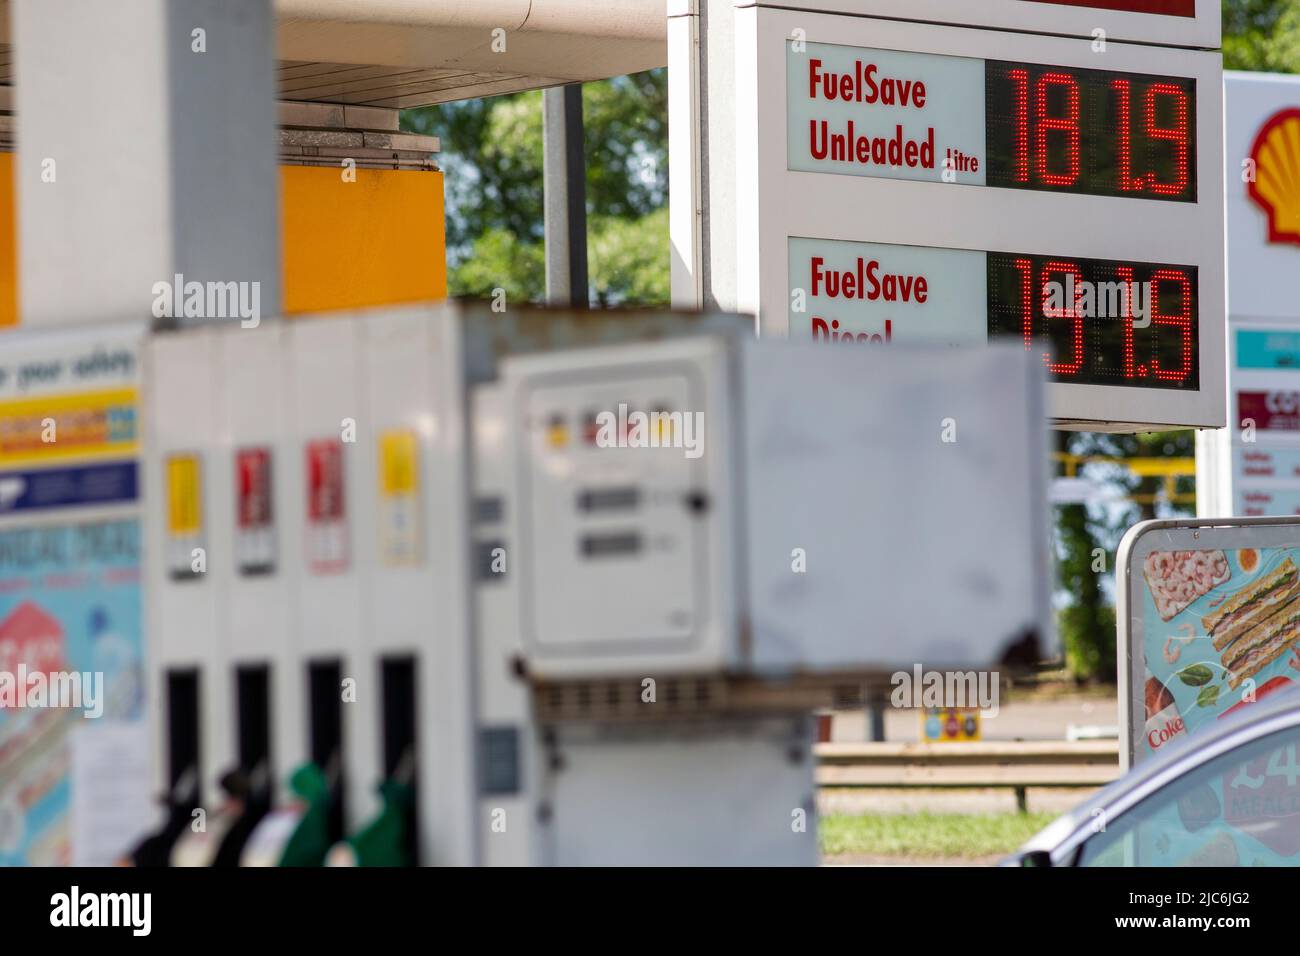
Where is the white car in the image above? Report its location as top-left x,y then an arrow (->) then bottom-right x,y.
1007,686 -> 1300,866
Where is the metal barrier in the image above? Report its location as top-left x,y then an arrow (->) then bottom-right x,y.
814,741 -> 1120,812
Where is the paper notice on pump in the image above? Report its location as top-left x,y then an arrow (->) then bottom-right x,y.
306,439 -> 347,574
165,453 -> 204,579
378,429 -> 422,566
235,447 -> 276,575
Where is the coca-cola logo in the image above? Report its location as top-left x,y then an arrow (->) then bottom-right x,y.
1266,392 -> 1300,414
1148,714 -> 1185,748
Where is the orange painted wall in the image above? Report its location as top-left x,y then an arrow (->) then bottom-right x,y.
0,154 -> 17,328
280,165 -> 447,315
0,161 -> 446,326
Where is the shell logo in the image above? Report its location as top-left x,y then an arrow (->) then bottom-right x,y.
1248,108 -> 1300,246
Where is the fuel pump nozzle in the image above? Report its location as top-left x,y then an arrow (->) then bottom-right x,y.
126,765 -> 200,867
325,746 -> 416,867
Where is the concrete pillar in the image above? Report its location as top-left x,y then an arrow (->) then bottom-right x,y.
668,0 -> 739,313
12,0 -> 280,328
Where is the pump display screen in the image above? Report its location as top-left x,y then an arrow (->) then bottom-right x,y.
788,42 -> 1197,203
984,60 -> 1196,201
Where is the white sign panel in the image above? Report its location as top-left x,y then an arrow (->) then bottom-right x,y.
1224,73 -> 1300,323
788,46 -> 985,184
1195,74 -> 1300,519
789,238 -> 985,345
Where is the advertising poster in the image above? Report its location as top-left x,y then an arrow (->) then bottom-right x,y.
1140,546 -> 1300,756
0,327 -> 150,866
0,519 -> 150,865
1128,544 -> 1300,865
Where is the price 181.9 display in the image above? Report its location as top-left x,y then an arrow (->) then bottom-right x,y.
985,60 -> 1196,202
987,252 -> 1198,389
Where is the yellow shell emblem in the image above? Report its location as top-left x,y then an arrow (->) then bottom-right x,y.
1249,108 -> 1300,246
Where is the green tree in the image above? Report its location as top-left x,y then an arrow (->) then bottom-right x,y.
1056,430 -> 1195,682
1057,502 -> 1117,680
1224,0 -> 1300,72
403,70 -> 668,304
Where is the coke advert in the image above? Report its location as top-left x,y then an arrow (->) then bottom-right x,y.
1140,546 -> 1300,758
1124,544 -> 1300,864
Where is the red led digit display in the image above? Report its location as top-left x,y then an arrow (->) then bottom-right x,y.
987,252 -> 1198,389
1035,74 -> 1081,186
986,61 -> 1196,202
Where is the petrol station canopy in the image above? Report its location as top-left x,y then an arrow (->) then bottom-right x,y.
0,0 -> 668,107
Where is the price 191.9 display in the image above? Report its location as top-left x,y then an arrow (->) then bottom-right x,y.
788,236 -> 1200,391
987,253 -> 1198,389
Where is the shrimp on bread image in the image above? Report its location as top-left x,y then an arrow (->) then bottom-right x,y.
1144,550 -> 1232,622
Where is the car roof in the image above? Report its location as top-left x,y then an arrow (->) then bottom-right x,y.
1018,683 -> 1300,860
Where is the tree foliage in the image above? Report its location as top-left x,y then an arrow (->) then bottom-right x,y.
1224,0 -> 1300,73
403,70 -> 668,304
1055,431 -> 1195,681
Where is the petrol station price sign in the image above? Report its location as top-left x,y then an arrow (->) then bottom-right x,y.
736,9 -> 1224,428
795,46 -> 1196,203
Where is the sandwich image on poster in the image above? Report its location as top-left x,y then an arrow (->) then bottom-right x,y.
1202,557 -> 1300,689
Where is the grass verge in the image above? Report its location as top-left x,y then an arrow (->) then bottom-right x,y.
819,811 -> 1056,860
